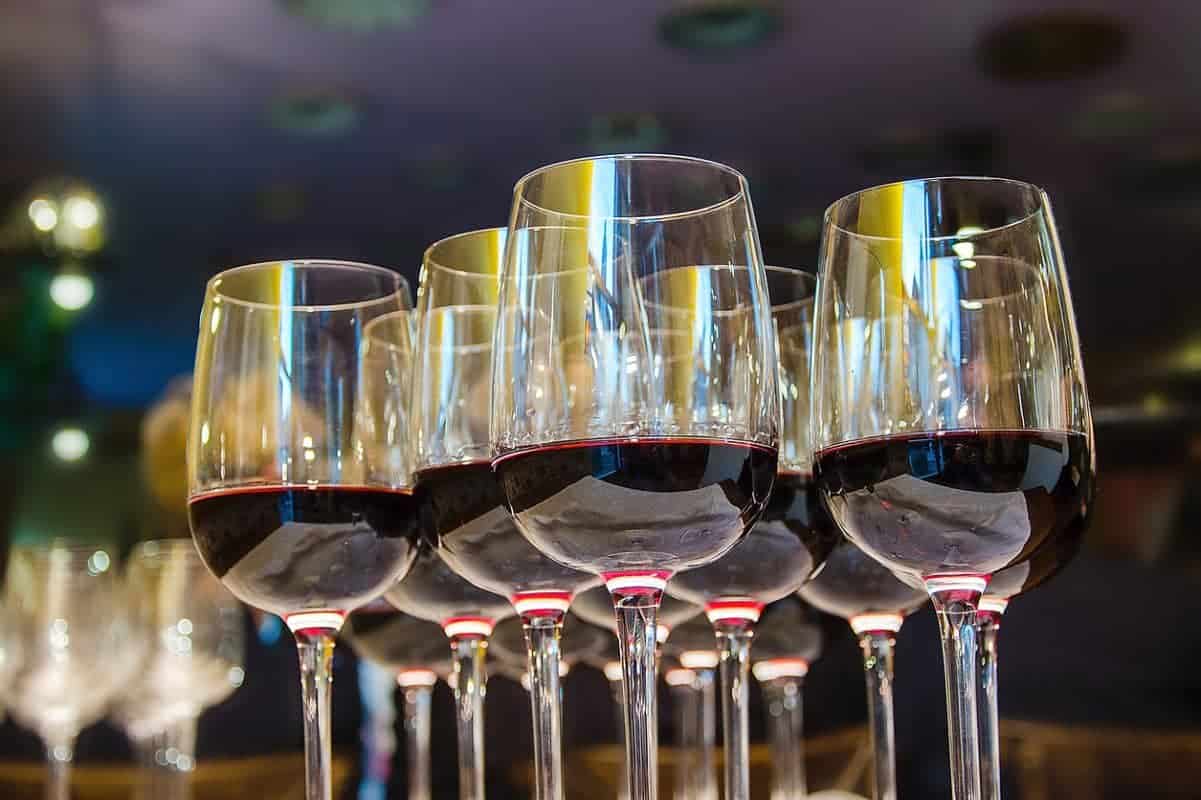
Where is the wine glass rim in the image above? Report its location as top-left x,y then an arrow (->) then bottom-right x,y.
764,265 -> 817,314
823,176 -> 1048,242
206,259 -> 411,312
363,308 -> 416,352
513,153 -> 748,223
422,227 -> 505,280
419,304 -> 495,353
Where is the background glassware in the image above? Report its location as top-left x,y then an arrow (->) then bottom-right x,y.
661,616 -> 719,800
186,260 -> 418,800
344,603 -> 452,800
976,516 -> 1087,800
800,538 -> 928,800
4,543 -> 135,800
812,177 -> 1094,799
386,546 -> 514,800
668,266 -> 831,800
492,155 -> 779,800
750,598 -> 824,800
414,228 -> 600,800
113,539 -> 245,800
490,614 -> 609,684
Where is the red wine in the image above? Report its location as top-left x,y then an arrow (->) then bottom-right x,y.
385,545 -> 513,632
416,461 -> 596,614
495,438 -> 777,587
187,485 -> 420,620
800,537 -> 928,626
815,430 -> 1092,585
343,606 -> 450,674
669,471 -> 837,618
983,511 -> 1087,605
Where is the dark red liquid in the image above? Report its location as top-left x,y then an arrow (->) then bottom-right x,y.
985,511 -> 1087,601
669,472 -> 836,608
815,430 -> 1092,583
343,607 -> 450,673
495,438 -> 776,582
187,485 -> 420,618
416,461 -> 593,604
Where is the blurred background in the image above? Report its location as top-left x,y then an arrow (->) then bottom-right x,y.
1,1 -> 1199,798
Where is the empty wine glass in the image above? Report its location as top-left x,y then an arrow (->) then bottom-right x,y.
5,543 -> 135,800
667,266 -> 833,800
386,546 -> 514,800
344,603 -> 452,800
800,539 -> 928,800
414,228 -> 600,800
492,155 -> 779,800
813,178 -> 1094,799
976,516 -> 1086,800
113,539 -> 245,800
187,260 -> 419,800
750,598 -> 824,800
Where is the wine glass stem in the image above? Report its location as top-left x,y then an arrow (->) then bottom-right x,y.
763,677 -> 806,800
451,635 -> 489,800
859,631 -> 898,800
978,613 -> 1002,800
611,587 -> 662,800
607,676 -> 629,800
928,585 -> 984,800
694,667 -> 718,800
672,683 -> 699,800
716,621 -> 754,800
523,613 -> 567,800
403,684 -> 434,800
44,733 -> 75,800
164,715 -> 198,800
294,627 -> 338,800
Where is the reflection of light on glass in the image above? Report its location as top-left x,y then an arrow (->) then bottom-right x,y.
940,387 -> 952,399
228,665 -> 246,687
200,422 -> 211,445
28,198 -> 58,231
953,226 -> 985,260
49,273 -> 95,310
210,306 -> 221,333
960,299 -> 983,311
64,195 -> 100,229
52,427 -> 90,461
177,618 -> 194,635
87,550 -> 111,574
959,259 -> 977,269
301,435 -> 314,448
304,449 -> 316,462
50,619 -> 70,649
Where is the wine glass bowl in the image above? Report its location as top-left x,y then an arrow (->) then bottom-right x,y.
800,538 -> 929,634
115,541 -> 245,733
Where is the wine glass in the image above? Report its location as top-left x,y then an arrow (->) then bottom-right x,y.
5,543 -> 135,800
344,604 -> 452,800
812,177 -> 1095,799
976,515 -> 1086,800
386,545 -> 514,800
750,598 -> 823,800
492,154 -> 778,800
799,538 -> 928,800
413,228 -> 600,800
667,265 -> 832,800
114,539 -> 246,800
662,615 -> 719,800
187,260 -> 419,800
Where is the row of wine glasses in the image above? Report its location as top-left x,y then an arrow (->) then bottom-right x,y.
186,156 -> 1092,800
0,540 -> 245,800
